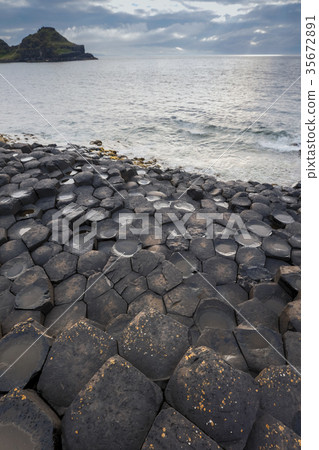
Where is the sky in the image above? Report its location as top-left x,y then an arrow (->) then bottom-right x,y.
0,0 -> 301,56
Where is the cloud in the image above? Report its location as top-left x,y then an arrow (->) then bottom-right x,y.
0,0 -> 301,54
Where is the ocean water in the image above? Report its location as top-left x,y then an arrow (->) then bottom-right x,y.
0,56 -> 300,185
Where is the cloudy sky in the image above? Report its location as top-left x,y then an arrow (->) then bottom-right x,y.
0,0 -> 300,56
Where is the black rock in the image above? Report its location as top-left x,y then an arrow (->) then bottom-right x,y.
0,197 -> 21,215
237,264 -> 273,291
34,179 -> 58,198
147,261 -> 183,295
62,355 -> 163,450
132,249 -> 163,276
0,321 -> 52,391
245,412 -> 301,449
104,314 -> 134,341
115,272 -> 148,303
74,171 -> 94,186
0,290 -> 15,322
31,241 -> 62,266
54,274 -> 86,305
236,246 -> 266,266
44,251 -> 78,282
38,320 -> 117,413
256,365 -> 301,434
0,239 -> 27,264
283,331 -> 301,367
165,346 -> 260,449
77,250 -> 108,277
21,224 -> 50,251
196,328 -> 248,372
84,272 -> 113,300
86,288 -> 127,326
213,283 -> 248,307
275,266 -> 301,297
190,237 -> 215,261
128,291 -> 165,315
142,407 -> 221,449
0,252 -> 34,280
234,325 -> 285,374
279,300 -> 301,333
164,283 -> 201,317
1,310 -> 44,335
0,388 -> 61,450
246,219 -> 272,238
203,256 -> 238,285
44,302 -> 87,338
119,309 -> 189,381
236,298 -> 278,331
194,299 -> 236,332
262,235 -> 291,261
15,278 -> 54,314
103,255 -> 132,283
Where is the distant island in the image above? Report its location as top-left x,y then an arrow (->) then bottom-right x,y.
0,27 -> 97,63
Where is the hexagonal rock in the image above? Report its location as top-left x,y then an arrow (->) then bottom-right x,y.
256,365 -> 301,435
84,272 -> 113,301
74,171 -> 94,186
34,178 -> 58,198
236,298 -> 278,331
86,289 -> 127,326
280,300 -> 301,333
21,224 -> 50,251
103,255 -> 132,283
54,274 -> 87,305
0,388 -> 61,450
165,346 -> 260,450
44,252 -> 78,283
190,237 -> 215,261
203,256 -> 238,285
62,355 -> 163,450
250,282 -> 291,315
194,299 -> 237,332
119,309 -> 189,381
262,235 -> 291,261
236,246 -> 266,267
164,283 -> 201,318
275,266 -> 301,297
283,331 -> 301,367
0,321 -> 52,392
142,407 -> 221,449
38,320 -> 117,413
77,250 -> 108,277
245,412 -> 301,449
0,252 -> 34,280
0,239 -> 27,264
234,325 -> 285,374
32,241 -> 62,266
44,302 -> 87,338
128,291 -> 165,315
15,278 -> 54,314
1,310 -> 44,335
214,283 -> 248,307
115,272 -> 148,303
147,261 -> 183,295
131,249 -> 163,276
11,265 -> 47,295
196,329 -> 248,372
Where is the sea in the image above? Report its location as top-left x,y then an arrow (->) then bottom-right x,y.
0,55 -> 301,185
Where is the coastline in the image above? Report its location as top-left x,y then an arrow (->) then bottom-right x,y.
0,140 -> 301,448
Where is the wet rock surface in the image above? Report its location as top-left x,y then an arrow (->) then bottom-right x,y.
0,142 -> 301,448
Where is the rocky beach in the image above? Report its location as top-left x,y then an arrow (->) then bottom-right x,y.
0,140 -> 301,449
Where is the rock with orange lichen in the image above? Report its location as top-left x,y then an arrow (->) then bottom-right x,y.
142,406 -> 221,449
118,309 -> 190,381
255,365 -> 301,435
62,355 -> 163,450
0,388 -> 60,449
37,320 -> 117,415
0,320 -> 52,392
165,346 -> 260,450
245,412 -> 301,449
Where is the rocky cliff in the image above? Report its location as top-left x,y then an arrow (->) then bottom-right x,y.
0,27 -> 97,63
